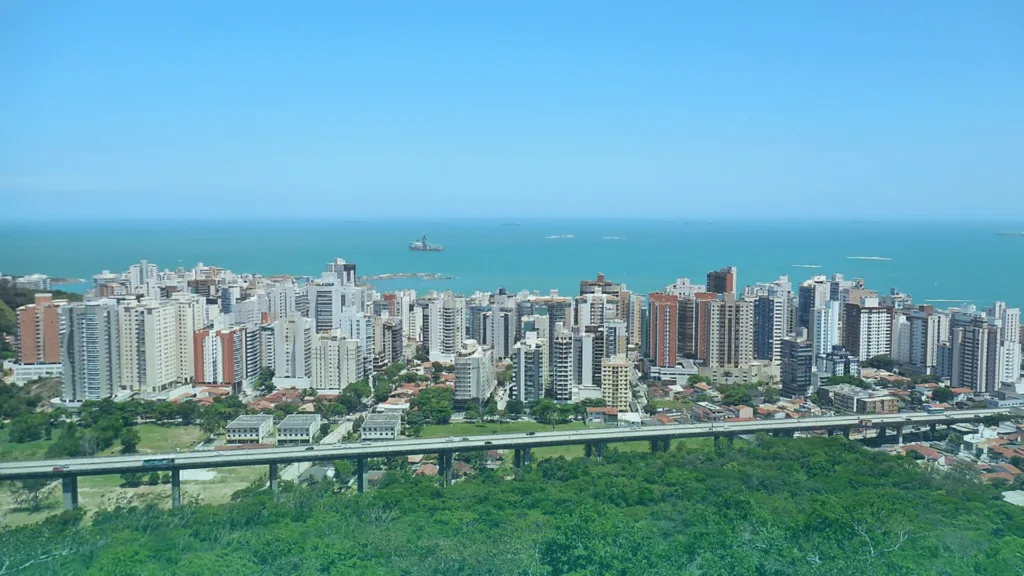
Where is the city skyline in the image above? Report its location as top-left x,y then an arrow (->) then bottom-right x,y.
3,1 -> 1023,220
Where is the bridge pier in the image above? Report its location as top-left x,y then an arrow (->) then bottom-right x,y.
269,463 -> 279,493
357,457 -> 368,493
513,448 -> 532,468
714,435 -> 721,449
843,428 -> 851,439
877,427 -> 887,442
439,452 -> 453,487
650,438 -> 670,453
586,443 -> 594,458
727,435 -> 734,446
929,423 -> 937,436
171,469 -> 181,508
896,426 -> 904,446
61,475 -> 78,511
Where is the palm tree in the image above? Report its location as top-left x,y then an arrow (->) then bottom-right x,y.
723,370 -> 734,386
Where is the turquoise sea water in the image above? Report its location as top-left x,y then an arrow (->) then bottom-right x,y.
1,219 -> 1022,308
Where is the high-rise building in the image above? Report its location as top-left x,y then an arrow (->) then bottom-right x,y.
601,354 -> 632,410
677,292 -> 717,362
648,293 -> 679,368
575,292 -> 613,329
194,326 -> 246,391
119,300 -> 180,394
171,294 -> 205,383
580,272 -> 621,297
16,293 -> 67,364
706,266 -> 737,297
627,293 -> 644,347
339,308 -> 374,379
572,327 -> 596,389
325,257 -> 357,285
127,259 -> 157,293
843,298 -> 895,361
489,305 -> 516,361
951,320 -> 1000,393
454,339 -> 496,402
311,330 -> 360,390
665,278 -> 706,298
263,314 -> 314,379
797,277 -> 830,330
704,294 -> 754,369
308,281 -> 345,333
987,302 -> 1022,387
61,301 -> 120,401
266,282 -> 297,322
585,325 -> 606,384
440,294 -> 466,357
604,319 -> 627,358
511,332 -> 548,403
780,337 -> 815,398
753,294 -> 788,362
552,323 -> 574,401
811,301 -> 841,357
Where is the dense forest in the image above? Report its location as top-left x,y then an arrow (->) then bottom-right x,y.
2,436 -> 1022,575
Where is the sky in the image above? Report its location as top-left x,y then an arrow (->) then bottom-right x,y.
1,1 -> 1022,220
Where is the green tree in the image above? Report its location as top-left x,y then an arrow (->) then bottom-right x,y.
373,379 -> 391,403
411,387 -> 454,424
255,367 -> 276,395
506,399 -> 525,416
865,355 -> 896,371
532,398 -> 558,424
643,403 -> 658,416
413,345 -> 429,363
948,433 -> 964,451
8,412 -> 47,443
120,472 -> 144,487
120,427 -> 141,454
929,386 -> 955,403
146,471 -> 161,486
333,460 -> 355,480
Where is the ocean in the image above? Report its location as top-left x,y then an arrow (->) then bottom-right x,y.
1,219 -> 1022,308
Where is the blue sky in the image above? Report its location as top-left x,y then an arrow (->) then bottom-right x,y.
1,1 -> 1022,220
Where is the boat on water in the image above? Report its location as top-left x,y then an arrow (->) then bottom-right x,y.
409,234 -> 444,252
996,231 -> 1024,237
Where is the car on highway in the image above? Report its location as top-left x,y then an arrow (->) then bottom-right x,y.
305,446 -> 315,451
460,437 -> 470,441
51,464 -> 69,472
525,432 -> 536,436
445,437 -> 456,442
630,427 -> 640,431
360,440 -> 371,445
484,441 -> 493,445
570,431 -> 582,436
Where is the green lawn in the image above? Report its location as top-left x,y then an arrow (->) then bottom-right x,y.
421,420 -> 588,438
0,428 -> 55,462
102,424 -> 207,456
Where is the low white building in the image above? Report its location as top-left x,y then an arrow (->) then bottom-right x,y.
226,414 -> 274,444
277,413 -> 322,444
12,363 -> 63,385
361,413 -> 402,441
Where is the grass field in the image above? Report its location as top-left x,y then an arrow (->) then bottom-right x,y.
101,424 -> 207,456
0,429 -> 54,462
421,421 -> 588,438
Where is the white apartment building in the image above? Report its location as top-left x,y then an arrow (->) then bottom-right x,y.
61,300 -> 121,402
811,301 -> 840,357
311,330 -> 360,390
453,339 -> 496,402
512,331 -> 549,403
843,298 -> 894,361
552,324 -> 574,401
339,307 -> 374,379
440,293 -> 466,359
119,300 -> 180,394
601,354 -> 632,411
172,293 -> 205,382
263,314 -> 313,379
127,260 -> 158,293
988,302 -> 1022,387
266,282 -> 297,322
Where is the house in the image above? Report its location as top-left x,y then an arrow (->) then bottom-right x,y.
361,412 -> 402,441
982,472 -> 1015,484
586,406 -> 619,424
415,463 -> 439,476
226,414 -> 274,444
898,444 -> 945,462
278,414 -> 322,444
297,466 -> 331,483
453,461 -> 475,477
407,454 -> 425,464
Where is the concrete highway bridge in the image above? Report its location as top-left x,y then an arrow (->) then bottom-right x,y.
0,409 -> 1009,510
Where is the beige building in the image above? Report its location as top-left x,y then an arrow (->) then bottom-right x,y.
601,354 -> 632,411
704,294 -> 754,368
311,329 -> 360,390
119,299 -> 181,394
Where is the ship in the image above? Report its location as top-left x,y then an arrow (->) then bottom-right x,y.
409,234 -> 444,252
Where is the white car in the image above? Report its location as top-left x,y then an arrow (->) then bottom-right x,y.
444,436 -> 456,443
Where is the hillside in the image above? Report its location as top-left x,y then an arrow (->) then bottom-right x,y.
1,436 -> 1022,575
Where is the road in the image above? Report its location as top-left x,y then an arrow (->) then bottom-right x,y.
0,409 -> 1009,481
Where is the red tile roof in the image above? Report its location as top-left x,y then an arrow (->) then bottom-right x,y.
415,464 -> 438,476
982,472 -> 1014,483
587,407 -> 619,415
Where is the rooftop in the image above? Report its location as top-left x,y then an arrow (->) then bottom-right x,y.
365,412 -> 402,425
226,414 -> 274,428
279,414 -> 321,428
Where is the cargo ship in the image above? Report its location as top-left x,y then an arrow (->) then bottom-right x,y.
409,234 -> 444,252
